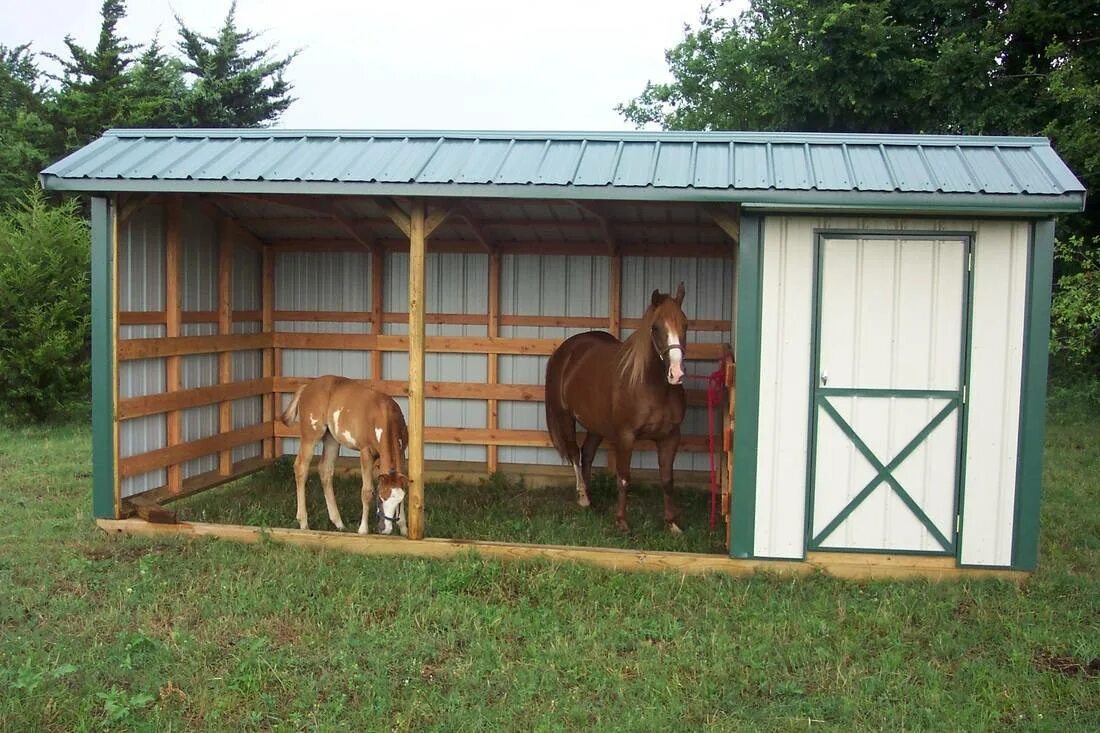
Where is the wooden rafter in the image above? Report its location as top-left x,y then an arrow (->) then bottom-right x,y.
117,193 -> 160,226
455,205 -> 496,253
424,204 -> 452,239
378,197 -> 412,238
193,197 -> 267,251
569,200 -> 618,255
703,204 -> 741,244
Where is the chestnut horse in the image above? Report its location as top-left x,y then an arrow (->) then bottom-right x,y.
280,375 -> 409,535
545,283 -> 688,533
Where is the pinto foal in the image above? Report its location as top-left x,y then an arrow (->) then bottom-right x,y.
280,375 -> 409,534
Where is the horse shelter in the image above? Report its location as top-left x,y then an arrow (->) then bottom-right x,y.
41,129 -> 1085,580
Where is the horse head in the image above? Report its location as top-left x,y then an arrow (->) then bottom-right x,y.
647,282 -> 688,385
377,468 -> 409,535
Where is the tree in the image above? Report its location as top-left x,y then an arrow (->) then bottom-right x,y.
176,0 -> 297,127
126,35 -> 189,128
46,0 -> 139,149
0,45 -> 53,207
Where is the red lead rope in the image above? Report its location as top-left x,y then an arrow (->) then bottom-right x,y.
684,363 -> 728,530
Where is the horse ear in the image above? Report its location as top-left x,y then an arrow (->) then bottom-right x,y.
651,288 -> 662,307
674,281 -> 685,305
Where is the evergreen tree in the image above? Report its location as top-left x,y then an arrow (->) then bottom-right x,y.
176,0 -> 298,127
127,35 -> 189,128
0,44 -> 53,206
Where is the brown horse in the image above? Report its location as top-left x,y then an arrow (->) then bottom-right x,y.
280,375 -> 409,535
545,283 -> 689,533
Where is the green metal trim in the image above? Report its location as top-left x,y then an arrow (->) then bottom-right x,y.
952,236 -> 977,566
730,214 -> 764,558
802,232 -> 827,557
810,397 -> 957,551
90,197 -> 117,519
818,387 -> 960,398
37,177 -> 1087,214
1011,220 -> 1054,570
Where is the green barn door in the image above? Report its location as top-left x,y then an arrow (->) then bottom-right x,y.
807,233 -> 969,555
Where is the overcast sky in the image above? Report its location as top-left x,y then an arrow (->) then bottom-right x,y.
0,0 -> 748,131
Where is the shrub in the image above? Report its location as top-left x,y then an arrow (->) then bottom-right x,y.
0,188 -> 90,421
1049,235 -> 1100,377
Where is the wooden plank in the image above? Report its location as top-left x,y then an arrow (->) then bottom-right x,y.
133,456 -> 275,507
487,251 -> 501,473
120,422 -> 274,478
124,494 -> 177,524
274,310 -> 376,323
120,332 -> 271,360
95,518 -> 1031,582
266,238 -> 733,259
164,198 -> 182,495
263,310 -> 728,332
609,252 -> 622,338
408,200 -> 426,540
380,198 -> 412,238
704,204 -> 741,244
371,247 -> 384,381
120,378 -> 272,420
217,218 -> 233,476
424,205 -> 452,239
119,310 -> 261,326
262,247 -> 275,459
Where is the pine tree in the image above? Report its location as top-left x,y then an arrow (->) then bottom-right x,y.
0,44 -> 54,207
176,0 -> 298,127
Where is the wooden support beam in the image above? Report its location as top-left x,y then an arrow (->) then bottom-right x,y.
120,422 -> 274,478
570,200 -> 618,255
165,198 -> 182,494
192,198 -> 267,251
455,206 -> 495,253
703,204 -> 741,245
217,217 -> 234,476
609,252 -> 622,338
371,247 -> 384,381
487,251 -> 501,473
262,247 -> 275,459
424,204 -> 452,239
379,198 -> 412,238
125,494 -> 177,524
117,193 -> 160,226
119,378 -> 272,421
407,200 -> 426,540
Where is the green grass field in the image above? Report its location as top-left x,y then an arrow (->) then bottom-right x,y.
1,387 -> 1097,731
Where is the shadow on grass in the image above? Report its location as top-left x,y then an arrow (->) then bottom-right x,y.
174,460 -> 728,555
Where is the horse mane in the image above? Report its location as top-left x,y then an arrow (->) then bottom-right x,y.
617,306 -> 657,388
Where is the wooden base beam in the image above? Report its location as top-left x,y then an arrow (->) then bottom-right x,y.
95,518 -> 1029,582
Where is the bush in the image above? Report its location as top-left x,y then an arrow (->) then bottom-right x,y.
0,188 -> 90,421
1049,235 -> 1100,377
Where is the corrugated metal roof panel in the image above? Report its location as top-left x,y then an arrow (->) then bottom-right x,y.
40,129 -> 1086,213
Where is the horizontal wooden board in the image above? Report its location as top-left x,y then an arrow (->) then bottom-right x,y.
96,519 -> 1028,582
124,456 -> 274,507
119,378 -> 273,420
119,422 -> 274,477
119,333 -> 271,360
120,310 -> 262,326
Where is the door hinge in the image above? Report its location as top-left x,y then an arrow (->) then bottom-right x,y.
967,251 -> 974,271
962,384 -> 968,404
956,514 -> 962,533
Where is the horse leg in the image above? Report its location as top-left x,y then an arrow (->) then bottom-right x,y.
576,431 -> 602,507
613,438 -> 634,533
294,435 -> 318,531
357,451 -> 375,535
657,433 -> 683,535
319,433 -> 346,530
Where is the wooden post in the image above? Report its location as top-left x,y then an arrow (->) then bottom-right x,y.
371,247 -> 384,380
407,201 -> 427,540
607,252 -> 622,475
217,218 -> 233,476
487,251 -> 501,474
165,198 -> 183,494
261,246 -> 275,458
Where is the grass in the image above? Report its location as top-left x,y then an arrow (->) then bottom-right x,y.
0,391 -> 1096,730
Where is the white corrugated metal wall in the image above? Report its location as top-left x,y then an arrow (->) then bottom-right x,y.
753,215 -> 1028,566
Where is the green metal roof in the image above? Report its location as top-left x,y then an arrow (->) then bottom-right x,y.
40,128 -> 1086,213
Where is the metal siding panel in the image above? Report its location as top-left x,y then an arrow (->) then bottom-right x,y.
809,145 -> 851,190
612,142 -> 657,186
537,141 -> 584,184
772,144 -> 812,190
998,147 -> 1059,194
449,140 -> 513,183
181,209 -> 217,312
883,147 -> 934,191
652,143 -> 693,187
341,138 -> 406,181
232,243 -> 262,310
1029,145 -> 1082,192
377,138 -> 442,181
960,147 -> 1019,194
494,140 -> 548,184
262,138 -> 337,181
119,413 -> 166,498
119,204 -> 165,312
417,139 -> 477,183
693,143 -> 731,188
920,147 -> 978,193
572,141 -> 619,186
755,216 -> 815,558
733,144 -> 769,188
960,220 -> 1028,566
847,146 -> 894,190
182,403 -> 218,478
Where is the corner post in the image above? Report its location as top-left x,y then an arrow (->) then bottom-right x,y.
730,213 -> 763,558
90,196 -> 118,518
1012,219 -> 1055,570
407,201 -> 427,539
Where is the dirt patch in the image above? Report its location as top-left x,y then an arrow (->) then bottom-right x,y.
952,595 -> 976,621
1032,650 -> 1100,677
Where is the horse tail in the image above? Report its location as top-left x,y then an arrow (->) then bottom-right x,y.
280,385 -> 308,426
544,346 -> 573,463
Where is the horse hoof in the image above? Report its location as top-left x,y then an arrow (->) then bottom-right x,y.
298,520 -> 309,531
668,522 -> 683,536
616,519 -> 631,533
577,495 -> 591,508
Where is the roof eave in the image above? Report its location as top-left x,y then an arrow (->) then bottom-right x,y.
38,176 -> 1086,215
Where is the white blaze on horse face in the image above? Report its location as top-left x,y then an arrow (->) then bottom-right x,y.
380,487 -> 405,535
664,322 -> 685,385
375,427 -> 383,443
